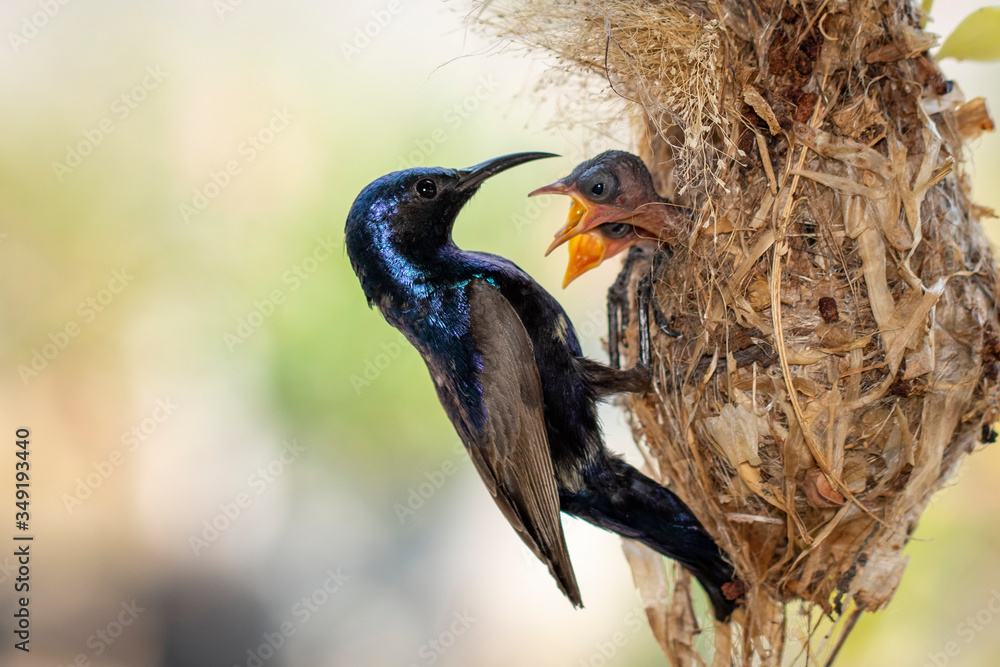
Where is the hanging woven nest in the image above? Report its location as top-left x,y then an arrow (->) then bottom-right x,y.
477,0 -> 999,663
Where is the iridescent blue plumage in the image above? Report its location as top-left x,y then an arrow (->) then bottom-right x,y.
344,153 -> 740,619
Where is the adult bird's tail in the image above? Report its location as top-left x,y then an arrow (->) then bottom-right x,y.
560,456 -> 740,620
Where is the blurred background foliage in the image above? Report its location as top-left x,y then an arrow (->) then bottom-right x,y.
0,0 -> 998,665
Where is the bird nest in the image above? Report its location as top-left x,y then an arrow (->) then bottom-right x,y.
477,0 -> 1000,663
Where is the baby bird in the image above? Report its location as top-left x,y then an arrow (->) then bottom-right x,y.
529,150 -> 689,262
533,151 -> 689,367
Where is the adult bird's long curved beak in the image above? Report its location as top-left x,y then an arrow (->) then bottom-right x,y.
562,233 -> 606,288
457,152 -> 559,192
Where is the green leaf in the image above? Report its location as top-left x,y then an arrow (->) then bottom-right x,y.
938,7 -> 1000,62
922,0 -> 933,15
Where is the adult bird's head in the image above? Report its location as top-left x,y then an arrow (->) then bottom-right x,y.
529,150 -> 687,257
345,152 -> 557,297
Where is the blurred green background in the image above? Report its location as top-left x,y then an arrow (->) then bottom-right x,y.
0,0 -> 998,665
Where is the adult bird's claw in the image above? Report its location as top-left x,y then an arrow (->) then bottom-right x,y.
606,246 -> 648,369
608,246 -> 680,371
650,291 -> 681,339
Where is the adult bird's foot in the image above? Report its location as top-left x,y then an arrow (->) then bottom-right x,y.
608,246 -> 681,371
577,358 -> 652,397
607,246 -> 650,369
645,247 -> 682,339
638,272 -> 682,343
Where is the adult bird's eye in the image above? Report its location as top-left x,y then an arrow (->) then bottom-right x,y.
591,182 -> 605,196
604,223 -> 631,238
416,179 -> 437,199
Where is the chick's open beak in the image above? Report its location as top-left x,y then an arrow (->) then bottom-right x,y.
530,181 -> 591,257
546,195 -> 593,257
528,181 -> 569,198
562,233 -> 606,288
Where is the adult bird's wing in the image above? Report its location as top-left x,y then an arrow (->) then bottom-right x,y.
459,278 -> 582,606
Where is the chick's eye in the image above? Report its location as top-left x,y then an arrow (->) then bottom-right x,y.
416,179 -> 437,199
590,182 -> 605,196
605,223 -> 630,238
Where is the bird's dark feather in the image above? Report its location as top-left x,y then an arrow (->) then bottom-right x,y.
457,279 -> 580,606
